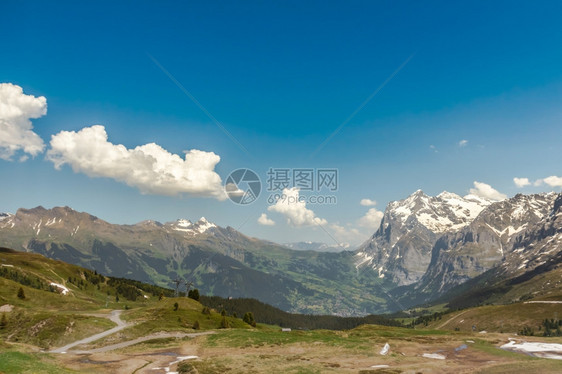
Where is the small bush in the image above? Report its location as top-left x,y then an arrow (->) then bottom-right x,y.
188,289 -> 200,301
178,361 -> 197,374
174,302 -> 179,311
17,287 -> 25,299
0,313 -> 7,329
193,320 -> 200,330
219,316 -> 230,329
243,312 -> 256,327
201,306 -> 211,315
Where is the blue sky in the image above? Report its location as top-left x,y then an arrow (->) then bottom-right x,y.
1,1 -> 562,247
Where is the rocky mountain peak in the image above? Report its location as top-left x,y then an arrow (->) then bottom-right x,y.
356,189 -> 492,285
167,216 -> 216,235
385,189 -> 491,234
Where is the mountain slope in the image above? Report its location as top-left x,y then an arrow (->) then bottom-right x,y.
355,190 -> 491,285
396,193 -> 559,307
396,192 -> 562,309
0,206 -> 390,315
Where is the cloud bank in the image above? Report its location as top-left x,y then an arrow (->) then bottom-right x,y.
268,188 -> 327,227
358,207 -> 384,229
0,83 -> 46,160
513,177 -> 531,187
47,125 -> 225,198
535,176 -> 562,188
469,181 -> 507,201
513,176 -> 562,189
360,198 -> 377,206
257,213 -> 275,226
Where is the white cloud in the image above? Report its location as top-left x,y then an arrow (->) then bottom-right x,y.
360,198 -> 377,207
46,125 -> 225,198
513,177 -> 531,188
257,213 -> 275,226
358,208 -> 384,229
0,83 -> 46,160
469,181 -> 507,201
268,187 -> 327,227
329,223 -> 359,248
458,139 -> 468,147
532,176 -> 562,188
429,144 -> 438,153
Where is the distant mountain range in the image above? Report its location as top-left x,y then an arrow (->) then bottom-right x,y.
356,190 -> 562,309
283,241 -> 348,253
2,189 -> 561,315
0,206 -> 390,315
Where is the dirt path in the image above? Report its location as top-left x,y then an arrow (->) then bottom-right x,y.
524,301 -> 562,304
437,309 -> 470,329
50,310 -> 131,353
70,331 -> 214,354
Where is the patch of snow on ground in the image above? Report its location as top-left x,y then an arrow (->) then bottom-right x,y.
501,340 -> 562,360
50,282 -> 70,295
379,342 -> 390,355
422,353 -> 446,360
158,355 -> 199,373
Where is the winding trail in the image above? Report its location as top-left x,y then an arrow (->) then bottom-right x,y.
437,310 -> 470,329
50,309 -> 215,354
50,310 -> 131,353
70,331 -> 214,354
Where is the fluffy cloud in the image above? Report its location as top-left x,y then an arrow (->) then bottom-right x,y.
469,181 -> 507,201
358,207 -> 384,229
0,83 -> 46,160
257,213 -> 275,226
458,139 -> 468,147
268,187 -> 327,227
328,223 -> 359,248
513,177 -> 531,188
46,125 -> 225,198
535,176 -> 562,188
360,198 -> 377,207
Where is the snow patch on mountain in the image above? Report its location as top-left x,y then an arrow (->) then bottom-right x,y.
0,212 -> 13,221
195,217 -> 216,233
170,217 -> 216,235
385,190 -> 492,234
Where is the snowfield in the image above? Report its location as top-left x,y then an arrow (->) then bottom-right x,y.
501,340 -> 562,360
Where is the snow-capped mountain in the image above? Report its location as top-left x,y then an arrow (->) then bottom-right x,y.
166,217 -> 217,235
395,192 -> 559,306
503,192 -> 562,276
355,190 -> 492,285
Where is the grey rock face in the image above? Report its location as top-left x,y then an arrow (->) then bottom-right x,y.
412,192 -> 558,300
355,190 -> 491,285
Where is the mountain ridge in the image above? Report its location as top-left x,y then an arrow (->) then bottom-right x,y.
0,205 -> 390,315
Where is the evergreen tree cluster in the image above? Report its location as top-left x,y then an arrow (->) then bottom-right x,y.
107,278 -> 142,301
411,311 -> 444,327
542,318 -> 562,337
0,267 -> 46,291
106,276 -> 174,298
199,296 -> 401,330
187,289 -> 200,301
